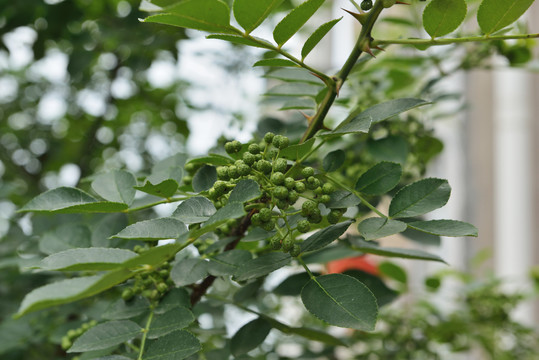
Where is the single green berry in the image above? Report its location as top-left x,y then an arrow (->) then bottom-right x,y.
248,143 -> 261,154
288,190 -> 299,203
255,153 -> 263,161
264,132 -> 275,144
150,289 -> 160,300
306,176 -> 320,190
308,212 -> 323,224
314,186 -> 323,195
251,213 -> 262,226
282,237 -> 294,252
270,172 -> 285,185
284,177 -> 295,189
273,186 -> 288,200
267,149 -> 279,159
61,337 -> 72,350
67,329 -> 78,339
182,175 -> 192,185
184,162 -> 196,173
361,0 -> 373,11
322,183 -> 335,194
259,208 -> 272,222
327,209 -> 343,224
238,164 -> 251,176
301,167 -> 315,178
228,165 -> 239,179
256,160 -> 272,174
276,199 -> 289,209
159,269 -> 170,278
301,200 -> 318,216
208,187 -> 218,200
273,158 -> 287,172
290,244 -> 301,257
214,180 -> 227,194
224,141 -> 235,154
122,288 -> 134,301
319,194 -> 331,204
262,220 -> 275,231
272,135 -> 290,149
243,152 -> 256,166
220,223 -> 230,234
157,282 -> 168,293
295,181 -> 306,193
269,235 -> 281,250
217,166 -> 229,180
297,220 -> 311,233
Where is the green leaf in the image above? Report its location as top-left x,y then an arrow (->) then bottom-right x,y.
192,165 -> 217,193
172,197 -> 216,224
143,0 -> 237,34
186,154 -> 233,167
280,97 -> 316,110
208,250 -> 252,276
39,223 -> 91,255
40,248 -> 138,271
477,0 -> 534,35
273,271 -> 314,296
231,318 -> 272,356
300,221 -> 352,254
355,162 -> 402,195
122,243 -> 183,269
112,218 -> 187,241
234,252 -> 291,281
203,202 -> 246,228
344,270 -> 398,307
378,262 -> 407,284
207,34 -> 274,49
408,219 -> 478,237
68,320 -> 142,352
16,270 -> 132,317
357,217 -> 407,240
228,179 -> 261,203
302,244 -> 362,264
389,178 -> 451,218
144,330 -> 201,360
266,82 -> 322,97
367,136 -> 409,165
264,68 -> 323,84
301,17 -> 341,60
322,149 -> 345,172
286,326 -> 346,346
253,59 -> 299,67
273,0 -> 325,46
325,191 -> 361,209
170,258 -> 209,286
103,297 -> 151,320
350,237 -> 446,263
148,308 -> 195,339
91,170 -> 136,205
301,273 -> 378,330
233,0 -> 284,32
19,187 -> 128,213
423,0 -> 467,38
279,137 -> 316,160
148,153 -> 186,184
134,179 -> 179,198
330,98 -> 430,136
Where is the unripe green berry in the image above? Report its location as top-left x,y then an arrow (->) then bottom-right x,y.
306,176 -> 320,190
182,175 -> 192,185
238,164 -> 251,176
259,208 -> 272,222
297,220 -> 311,233
214,180 -> 227,194
122,288 -> 134,301
301,200 -> 318,216
270,172 -> 285,185
150,289 -> 160,300
301,167 -> 315,178
217,166 -> 229,180
264,132 -> 275,144
276,199 -> 289,209
288,190 -> 299,203
273,158 -> 287,173
251,213 -> 262,226
361,0 -> 373,11
220,224 -> 230,234
185,162 -> 196,173
224,141 -> 236,154
142,289 -> 153,298
314,186 -> 323,195
295,181 -> 306,193
290,244 -> 301,257
228,165 -> 239,179
272,135 -> 290,149
319,194 -> 331,204
273,186 -> 288,200
262,220 -> 275,231
159,269 -> 170,278
248,143 -> 261,154
208,187 -> 218,200
243,152 -> 256,166
322,183 -> 335,194
282,237 -> 294,252
67,329 -> 78,339
256,160 -> 272,174
308,212 -> 323,224
327,209 -> 343,224
270,235 -> 282,250
61,337 -> 72,350
284,177 -> 295,189
157,282 -> 168,293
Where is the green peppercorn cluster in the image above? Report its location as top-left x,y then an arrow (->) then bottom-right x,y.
61,320 -> 98,350
184,132 -> 344,257
121,246 -> 173,302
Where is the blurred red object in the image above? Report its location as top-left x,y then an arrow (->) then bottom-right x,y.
326,255 -> 379,276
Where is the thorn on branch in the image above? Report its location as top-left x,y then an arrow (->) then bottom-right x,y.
342,8 -> 367,26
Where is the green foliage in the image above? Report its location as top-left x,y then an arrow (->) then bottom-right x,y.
2,0 -> 538,358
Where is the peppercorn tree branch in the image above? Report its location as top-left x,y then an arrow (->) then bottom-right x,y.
372,33 -> 539,47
